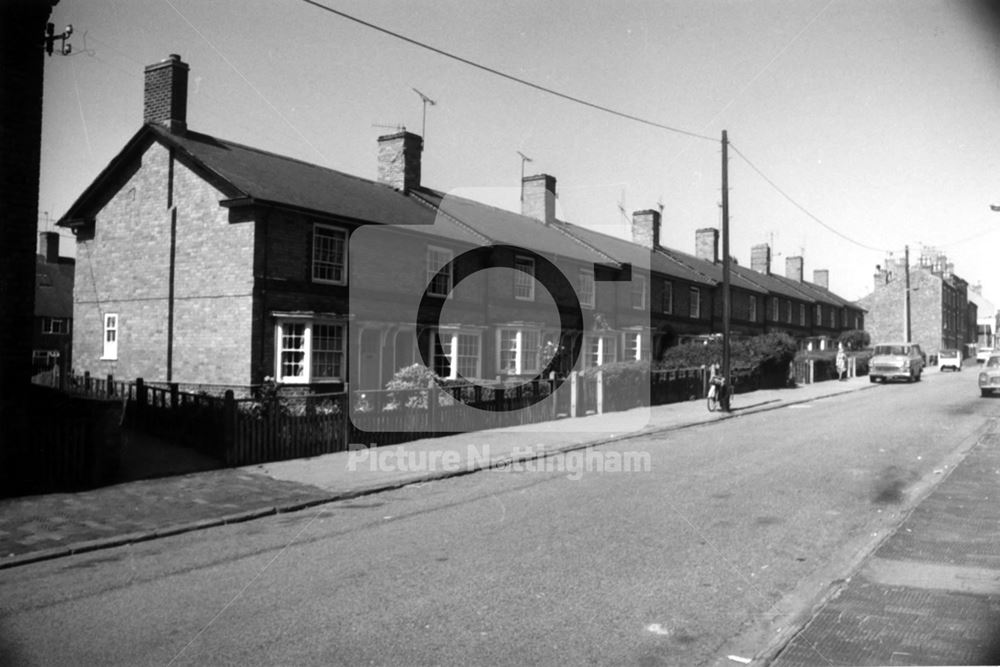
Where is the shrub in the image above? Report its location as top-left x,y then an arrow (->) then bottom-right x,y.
838,329 -> 870,350
581,360 -> 651,409
657,333 -> 798,388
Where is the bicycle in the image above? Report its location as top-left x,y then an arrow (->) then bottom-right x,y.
706,373 -> 732,412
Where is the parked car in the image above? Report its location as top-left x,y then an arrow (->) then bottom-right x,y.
937,348 -> 962,372
976,346 -> 996,364
978,354 -> 1000,397
869,342 -> 925,383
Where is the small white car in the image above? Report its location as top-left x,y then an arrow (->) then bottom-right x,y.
937,348 -> 962,372
979,355 -> 1000,397
977,347 -> 996,364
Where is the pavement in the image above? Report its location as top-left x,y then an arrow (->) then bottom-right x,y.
1,373 -> 997,665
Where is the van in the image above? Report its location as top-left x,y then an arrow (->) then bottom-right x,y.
869,342 -> 925,383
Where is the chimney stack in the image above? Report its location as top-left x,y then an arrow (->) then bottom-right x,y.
786,256 -> 804,282
144,54 -> 189,133
813,269 -> 829,289
695,228 -> 719,264
631,209 -> 661,249
377,131 -> 423,193
39,231 -> 59,264
750,243 -> 771,275
522,174 -> 556,225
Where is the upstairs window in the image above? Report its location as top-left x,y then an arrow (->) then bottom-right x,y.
631,275 -> 647,310
578,269 -> 595,309
689,287 -> 701,319
749,295 -> 758,322
426,246 -> 454,297
662,281 -> 673,314
42,317 -> 68,335
312,224 -> 347,284
514,256 -> 535,301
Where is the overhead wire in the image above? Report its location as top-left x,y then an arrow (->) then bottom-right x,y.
297,0 -> 717,143
729,141 -> 891,254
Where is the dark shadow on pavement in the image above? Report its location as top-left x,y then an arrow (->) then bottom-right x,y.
117,428 -> 222,483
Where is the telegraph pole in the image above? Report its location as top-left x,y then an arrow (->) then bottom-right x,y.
721,130 -> 732,411
904,244 -> 911,342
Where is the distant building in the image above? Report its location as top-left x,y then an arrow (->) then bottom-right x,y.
33,232 -> 74,376
968,283 -> 998,350
857,249 -> 976,357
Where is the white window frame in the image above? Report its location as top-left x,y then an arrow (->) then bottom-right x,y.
815,304 -> 822,326
631,275 -> 647,310
623,331 -> 647,361
514,255 -> 535,301
578,269 -> 595,309
771,297 -> 779,322
432,329 -> 482,380
426,246 -> 454,298
311,224 -> 348,285
800,304 -> 806,326
749,295 -> 758,323
585,334 -> 617,368
497,327 -> 548,375
102,313 -> 118,360
689,287 -> 701,319
275,318 -> 345,384
662,280 -> 673,314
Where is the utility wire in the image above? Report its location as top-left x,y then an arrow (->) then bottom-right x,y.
298,0 -> 717,143
729,141 -> 891,254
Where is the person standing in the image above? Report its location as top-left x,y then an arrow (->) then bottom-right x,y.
836,343 -> 847,381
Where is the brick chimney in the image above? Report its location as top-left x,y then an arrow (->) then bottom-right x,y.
522,174 -> 556,224
144,54 -> 189,133
750,243 -> 771,274
695,228 -> 719,264
786,256 -> 804,282
39,231 -> 59,264
631,209 -> 661,249
377,131 -> 423,193
813,269 -> 829,289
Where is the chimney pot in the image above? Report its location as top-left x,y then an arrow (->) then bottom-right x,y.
751,243 -> 771,275
377,131 -> 423,193
39,231 -> 59,264
144,54 -> 189,133
631,209 -> 661,249
786,256 -> 804,282
522,174 -> 557,224
695,228 -> 719,264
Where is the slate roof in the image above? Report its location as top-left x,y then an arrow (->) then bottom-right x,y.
58,123 -> 857,311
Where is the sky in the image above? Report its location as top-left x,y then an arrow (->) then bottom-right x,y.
37,0 -> 1000,304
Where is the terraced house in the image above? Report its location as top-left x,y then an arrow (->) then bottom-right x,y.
59,55 -> 861,393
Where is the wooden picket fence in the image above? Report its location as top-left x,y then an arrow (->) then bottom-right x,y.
41,366 -> 728,469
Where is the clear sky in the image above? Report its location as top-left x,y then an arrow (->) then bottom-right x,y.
38,0 -> 1000,304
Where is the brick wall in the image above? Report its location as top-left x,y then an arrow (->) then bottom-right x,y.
72,141 -> 255,385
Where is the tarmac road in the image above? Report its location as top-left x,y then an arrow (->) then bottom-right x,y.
0,369 -> 994,666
